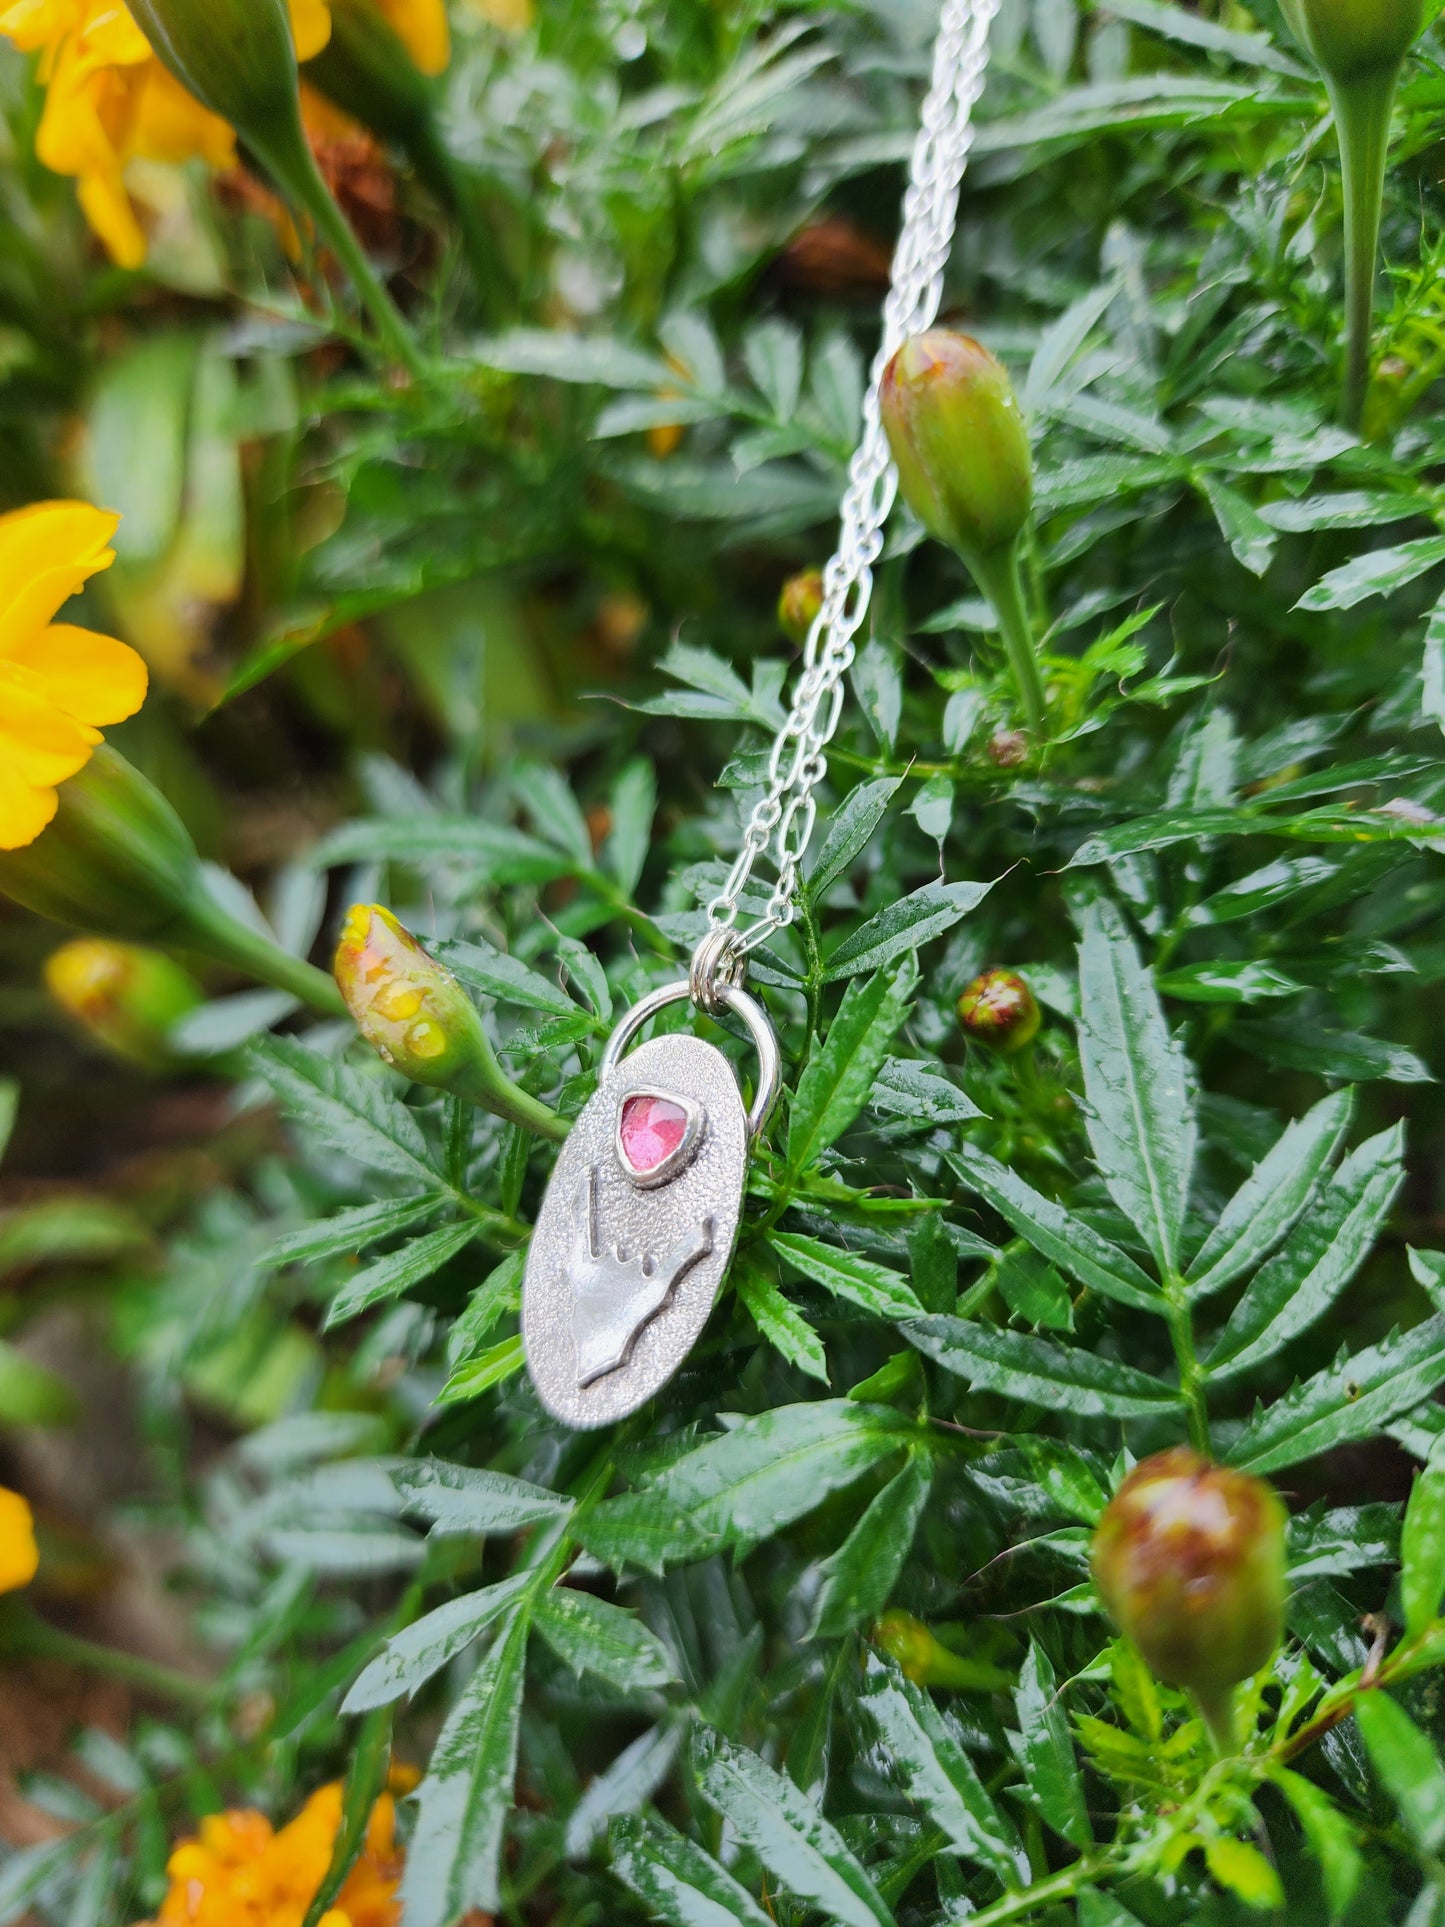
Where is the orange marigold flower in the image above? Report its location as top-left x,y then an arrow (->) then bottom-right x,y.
0,1488 -> 39,1594
0,502 -> 147,853
136,1782 -> 404,1927
0,0 -> 330,265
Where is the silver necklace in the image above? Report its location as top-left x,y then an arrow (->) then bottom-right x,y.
522,0 -> 1000,1430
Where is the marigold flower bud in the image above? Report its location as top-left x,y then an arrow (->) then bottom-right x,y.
1279,0 -> 1424,83
1091,1449 -> 1287,1743
0,1488 -> 38,1596
778,569 -> 825,648
957,969 -> 1041,1055
335,905 -> 566,1140
45,939 -> 202,1070
881,332 -> 1033,566
0,748 -> 344,1017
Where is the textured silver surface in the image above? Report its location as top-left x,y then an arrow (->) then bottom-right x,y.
523,1033 -> 747,1429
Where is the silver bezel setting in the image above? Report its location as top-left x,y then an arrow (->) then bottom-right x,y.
614,1087 -> 705,1189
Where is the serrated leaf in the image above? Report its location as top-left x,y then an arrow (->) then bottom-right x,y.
391,1457 -> 571,1534
946,1144 -> 1160,1311
1206,1124 -> 1403,1380
250,1038 -> 440,1185
859,1650 -> 1024,1886
852,637 -> 902,752
1200,475 -> 1275,576
445,1249 -> 526,1371
400,1607 -> 530,1925
341,1576 -> 531,1714
1271,1767 -> 1362,1918
1401,1436 -> 1445,1639
324,1219 -> 481,1328
694,1730 -> 894,1927
1204,1837 -> 1284,1911
809,1453 -> 931,1638
908,1315 -> 1183,1417
788,960 -> 916,1171
1016,1641 -> 1091,1849
567,1726 -> 684,1857
606,759 -> 657,896
264,1196 -> 438,1269
1077,899 -> 1195,1272
771,1232 -> 923,1320
437,1333 -> 526,1405
1296,535 -> 1445,613
434,939 -> 576,1016
1228,1317 -> 1445,1475
1355,1691 -> 1445,1856
735,1262 -> 829,1384
871,1058 -> 982,1127
609,1812 -> 774,1927
533,1588 -> 678,1692
822,881 -> 993,981
311,817 -> 573,883
808,778 -> 903,898
1187,1089 -> 1354,1298
579,1402 -> 912,1574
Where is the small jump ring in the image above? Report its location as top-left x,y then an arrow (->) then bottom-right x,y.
689,928 -> 746,1014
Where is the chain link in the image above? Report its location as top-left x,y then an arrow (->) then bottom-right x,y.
706,0 -> 999,955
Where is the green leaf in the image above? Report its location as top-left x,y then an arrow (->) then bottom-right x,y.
693,1730 -> 894,1927
474,327 -> 672,389
390,1458 -> 572,1535
0,1341 -> 79,1426
1401,1436 -> 1445,1639
1186,1089 -> 1355,1299
399,1607 -> 530,1925
871,1058 -> 982,1127
809,1453 -> 931,1638
771,1232 -> 923,1320
1206,1125 -> 1403,1380
1077,898 -> 1195,1273
324,1219 -> 481,1328
579,1402 -> 913,1574
1154,959 -> 1303,1003
735,1262 -> 829,1384
606,759 -> 657,896
946,1145 -> 1160,1311
435,939 -> 577,1016
788,959 -> 916,1171
1200,475 -> 1275,576
0,1197 -> 146,1276
567,1724 -> 684,1856
0,1081 -> 16,1164
250,1038 -> 440,1185
1270,1766 -> 1363,1919
1259,490 -> 1427,532
1228,1317 -> 1445,1475
908,1212 -> 958,1314
1355,1691 -> 1445,1856
822,881 -> 993,981
1098,0 -> 1306,71
437,1333 -> 526,1405
807,778 -> 903,898
264,1196 -> 437,1269
859,1651 -> 1024,1886
533,1588 -> 679,1692
1203,1838 -> 1284,1911
1234,1017 -> 1432,1085
1424,591 -> 1445,740
609,1813 -> 774,1927
1296,535 -> 1445,613
311,817 -> 573,884
301,1705 -> 393,1927
908,1315 -> 1183,1417
445,1249 -> 526,1370
341,1576 -> 532,1714
1016,1641 -> 1091,1849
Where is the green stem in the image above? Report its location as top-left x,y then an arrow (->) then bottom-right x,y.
1328,65 -> 1400,432
257,130 -> 426,379
1163,1278 -> 1211,1454
964,1856 -> 1107,1926
1194,1684 -> 1238,1758
181,890 -> 347,1018
8,1612 -> 213,1710
455,1061 -> 569,1144
968,543 -> 1048,738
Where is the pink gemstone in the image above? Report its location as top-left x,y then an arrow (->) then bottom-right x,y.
619,1093 -> 691,1176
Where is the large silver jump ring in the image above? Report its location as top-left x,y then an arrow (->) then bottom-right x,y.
599,980 -> 781,1142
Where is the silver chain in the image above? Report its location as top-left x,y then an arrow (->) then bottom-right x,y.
705,0 -> 999,957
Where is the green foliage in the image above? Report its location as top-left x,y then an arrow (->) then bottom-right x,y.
7,0 -> 1445,1923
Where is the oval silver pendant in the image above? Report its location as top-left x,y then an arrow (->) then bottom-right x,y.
522,1031 -> 749,1429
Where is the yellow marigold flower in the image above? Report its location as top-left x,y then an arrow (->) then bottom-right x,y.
0,1488 -> 39,1595
0,0 -> 331,265
0,502 -> 147,853
375,0 -> 449,76
137,1781 -> 404,1927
